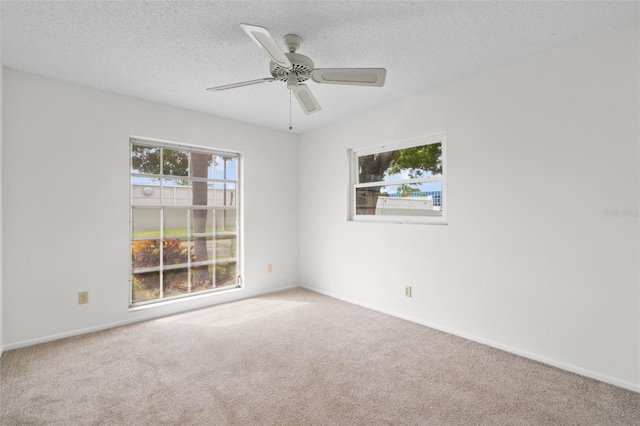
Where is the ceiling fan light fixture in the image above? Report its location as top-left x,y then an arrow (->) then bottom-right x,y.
287,72 -> 298,91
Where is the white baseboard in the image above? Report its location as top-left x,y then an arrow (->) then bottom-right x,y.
2,317 -> 149,352
300,285 -> 640,394
2,284 -> 300,352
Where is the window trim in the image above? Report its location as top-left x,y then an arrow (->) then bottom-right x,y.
349,131 -> 447,225
129,136 -> 243,309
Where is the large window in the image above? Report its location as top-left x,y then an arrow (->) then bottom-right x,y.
130,138 -> 241,307
349,131 -> 446,224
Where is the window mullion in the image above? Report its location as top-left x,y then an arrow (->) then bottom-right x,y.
355,177 -> 442,188
159,208 -> 164,300
187,207 -> 192,294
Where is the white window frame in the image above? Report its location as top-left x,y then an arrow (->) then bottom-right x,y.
349,131 -> 447,225
129,137 -> 243,309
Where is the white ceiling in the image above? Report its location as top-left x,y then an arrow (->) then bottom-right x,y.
2,1 -> 639,134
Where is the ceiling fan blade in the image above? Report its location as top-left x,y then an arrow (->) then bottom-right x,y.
240,24 -> 292,70
293,84 -> 322,115
206,78 -> 275,91
311,68 -> 386,87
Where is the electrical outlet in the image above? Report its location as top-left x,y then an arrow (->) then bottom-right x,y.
78,291 -> 89,305
267,264 -> 273,273
404,286 -> 412,297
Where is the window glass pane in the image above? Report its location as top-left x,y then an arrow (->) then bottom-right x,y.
131,177 -> 159,185
224,184 -> 236,206
163,267 -> 189,298
191,264 -> 214,291
190,152 -> 212,179
162,148 -> 189,176
209,182 -> 221,206
162,179 -> 190,206
216,235 -> 236,260
131,182 -> 161,206
132,240 -> 161,270
191,180 -> 208,206
356,182 -> 443,217
355,186 -> 379,215
358,142 -> 442,183
163,238 -> 191,267
217,209 -> 236,232
209,183 -> 236,206
131,272 -> 160,303
190,209 -> 214,235
132,208 -> 160,238
132,145 -> 160,174
215,262 -> 236,288
226,156 -> 237,180
164,209 -> 189,236
192,236 -> 214,262
214,155 -> 236,180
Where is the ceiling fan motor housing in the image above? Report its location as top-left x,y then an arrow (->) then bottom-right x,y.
270,52 -> 314,83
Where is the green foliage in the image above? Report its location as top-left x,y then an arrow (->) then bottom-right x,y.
132,146 -> 161,174
162,149 -> 190,176
216,263 -> 235,286
132,226 -> 236,239
162,239 -> 191,266
358,151 -> 395,183
131,239 -> 161,267
396,184 -> 420,197
131,238 -> 237,302
131,274 -> 159,302
131,239 -> 194,300
357,143 -> 442,184
131,145 -> 192,176
387,143 -> 442,178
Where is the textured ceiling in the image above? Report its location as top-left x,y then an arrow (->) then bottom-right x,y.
2,1 -> 639,134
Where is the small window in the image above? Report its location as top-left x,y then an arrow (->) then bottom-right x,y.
130,138 -> 242,307
349,131 -> 446,224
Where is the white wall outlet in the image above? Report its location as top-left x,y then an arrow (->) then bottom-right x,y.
78,291 -> 89,304
404,286 -> 412,297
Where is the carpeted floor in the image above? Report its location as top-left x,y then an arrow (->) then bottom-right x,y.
1,288 -> 639,425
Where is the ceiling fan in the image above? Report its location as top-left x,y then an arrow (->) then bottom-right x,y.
207,24 -> 387,115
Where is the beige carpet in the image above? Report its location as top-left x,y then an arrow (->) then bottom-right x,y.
1,288 -> 639,425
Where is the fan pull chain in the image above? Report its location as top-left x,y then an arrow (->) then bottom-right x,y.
289,91 -> 293,130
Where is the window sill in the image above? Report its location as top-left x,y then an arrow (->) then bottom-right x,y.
349,216 -> 448,225
128,285 -> 243,312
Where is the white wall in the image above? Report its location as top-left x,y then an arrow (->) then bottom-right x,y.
299,25 -> 640,390
2,69 -> 299,347
0,3 -> 4,358
0,67 -> 4,357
